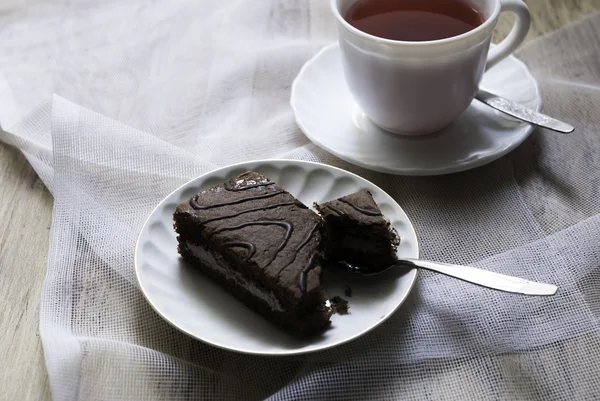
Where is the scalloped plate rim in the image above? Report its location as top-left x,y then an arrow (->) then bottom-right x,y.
134,159 -> 419,356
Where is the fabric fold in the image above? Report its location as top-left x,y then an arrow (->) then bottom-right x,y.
1,2 -> 599,400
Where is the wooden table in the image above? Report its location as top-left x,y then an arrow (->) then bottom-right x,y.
1,1 -> 598,399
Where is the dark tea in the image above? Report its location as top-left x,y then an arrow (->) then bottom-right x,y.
345,0 -> 484,42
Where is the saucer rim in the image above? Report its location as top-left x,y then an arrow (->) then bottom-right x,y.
290,43 -> 542,176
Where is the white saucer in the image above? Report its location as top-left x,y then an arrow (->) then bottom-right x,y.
291,43 -> 541,176
135,160 -> 419,355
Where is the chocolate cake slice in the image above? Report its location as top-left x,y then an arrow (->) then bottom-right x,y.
173,172 -> 331,336
314,190 -> 400,269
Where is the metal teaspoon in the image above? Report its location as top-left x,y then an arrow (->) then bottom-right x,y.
331,258 -> 558,296
476,89 -> 574,134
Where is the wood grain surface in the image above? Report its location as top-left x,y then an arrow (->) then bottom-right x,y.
0,1 -> 598,400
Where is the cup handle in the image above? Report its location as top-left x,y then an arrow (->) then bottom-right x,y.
486,0 -> 531,69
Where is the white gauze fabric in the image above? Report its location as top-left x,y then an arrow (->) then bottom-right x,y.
0,1 -> 599,400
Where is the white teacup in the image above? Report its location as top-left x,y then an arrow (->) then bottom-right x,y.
331,0 -> 531,135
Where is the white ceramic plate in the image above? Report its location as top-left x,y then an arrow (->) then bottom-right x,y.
135,160 -> 419,355
291,43 -> 542,175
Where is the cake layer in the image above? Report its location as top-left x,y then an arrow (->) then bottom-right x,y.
183,241 -> 284,311
178,241 -> 330,336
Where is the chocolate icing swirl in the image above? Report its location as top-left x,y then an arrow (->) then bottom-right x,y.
222,242 -> 256,261
211,220 -> 294,265
190,176 -> 320,294
325,204 -> 345,215
299,254 -> 317,293
200,200 -> 305,225
189,190 -> 284,210
294,222 -> 322,292
274,221 -> 320,280
338,198 -> 381,216
297,222 -> 320,251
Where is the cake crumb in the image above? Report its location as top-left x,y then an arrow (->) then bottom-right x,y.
344,285 -> 352,297
329,296 -> 350,315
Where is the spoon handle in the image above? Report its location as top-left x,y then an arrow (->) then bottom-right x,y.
476,89 -> 574,134
399,258 -> 558,296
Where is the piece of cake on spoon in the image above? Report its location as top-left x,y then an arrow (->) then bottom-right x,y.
314,190 -> 400,270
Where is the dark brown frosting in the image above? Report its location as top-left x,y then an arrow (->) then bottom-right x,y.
189,190 -> 284,210
325,204 -> 345,215
338,198 -> 381,216
222,242 -> 256,261
187,173 -> 320,293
